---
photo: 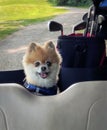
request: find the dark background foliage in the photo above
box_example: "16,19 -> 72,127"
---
48,0 -> 92,6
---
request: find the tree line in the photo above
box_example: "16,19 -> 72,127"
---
48,0 -> 92,6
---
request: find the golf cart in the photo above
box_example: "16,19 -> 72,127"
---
0,0 -> 107,130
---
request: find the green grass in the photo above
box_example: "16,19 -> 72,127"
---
0,0 -> 67,39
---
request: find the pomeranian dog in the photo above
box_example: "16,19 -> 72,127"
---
22,41 -> 62,95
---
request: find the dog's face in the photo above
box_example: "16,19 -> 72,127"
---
34,60 -> 52,79
22,41 -> 62,88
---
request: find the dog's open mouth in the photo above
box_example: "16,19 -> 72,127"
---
38,72 -> 49,79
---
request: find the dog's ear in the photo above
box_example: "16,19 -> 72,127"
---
45,41 -> 55,50
28,42 -> 37,52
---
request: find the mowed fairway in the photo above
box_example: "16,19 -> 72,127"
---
0,0 -> 66,39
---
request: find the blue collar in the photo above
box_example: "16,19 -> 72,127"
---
24,82 -> 57,95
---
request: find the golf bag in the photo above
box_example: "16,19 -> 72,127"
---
57,36 -> 105,68
57,35 -> 106,91
57,0 -> 107,91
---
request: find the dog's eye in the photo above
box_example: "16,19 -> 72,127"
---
34,61 -> 40,67
46,61 -> 52,67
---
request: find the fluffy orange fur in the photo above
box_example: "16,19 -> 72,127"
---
22,41 -> 62,90
24,41 -> 61,65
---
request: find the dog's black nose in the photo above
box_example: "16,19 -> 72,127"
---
41,66 -> 46,71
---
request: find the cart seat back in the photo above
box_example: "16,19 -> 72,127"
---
0,81 -> 107,130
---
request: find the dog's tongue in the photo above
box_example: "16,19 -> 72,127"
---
40,73 -> 48,79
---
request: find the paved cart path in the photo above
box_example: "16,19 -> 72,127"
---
0,7 -> 88,70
